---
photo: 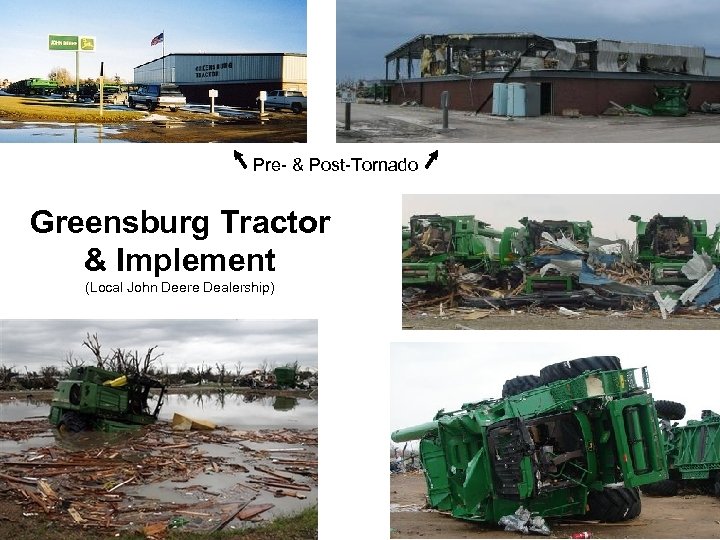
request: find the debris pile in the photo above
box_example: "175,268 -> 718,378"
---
499,506 -> 551,536
403,213 -> 720,319
0,419 -> 317,532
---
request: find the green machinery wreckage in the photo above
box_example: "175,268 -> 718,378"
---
402,213 -> 720,291
401,214 -> 593,290
630,214 -> 720,284
391,357 -> 668,523
643,403 -> 720,497
49,366 -> 166,432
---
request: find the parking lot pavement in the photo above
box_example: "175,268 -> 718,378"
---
337,101 -> 720,142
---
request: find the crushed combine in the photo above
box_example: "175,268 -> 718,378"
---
402,213 -> 720,317
391,356 -> 668,524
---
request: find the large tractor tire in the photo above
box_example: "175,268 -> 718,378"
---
587,487 -> 641,522
539,356 -> 622,385
501,375 -> 543,397
654,400 -> 686,421
58,411 -> 87,433
641,479 -> 679,497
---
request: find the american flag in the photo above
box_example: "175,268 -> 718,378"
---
151,32 -> 164,46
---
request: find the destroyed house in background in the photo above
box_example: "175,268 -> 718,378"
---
382,33 -> 720,115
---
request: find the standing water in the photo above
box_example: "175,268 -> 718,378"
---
0,122 -> 128,142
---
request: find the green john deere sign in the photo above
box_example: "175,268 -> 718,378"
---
48,35 -> 96,52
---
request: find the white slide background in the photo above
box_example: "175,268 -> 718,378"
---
1,1 -> 719,538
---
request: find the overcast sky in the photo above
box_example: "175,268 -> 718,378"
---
0,320 -> 317,373
403,194 -> 720,244
390,341 -> 717,441
0,0 -> 306,81
338,0 -> 720,79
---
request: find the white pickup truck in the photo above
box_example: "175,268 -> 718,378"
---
259,90 -> 307,113
127,83 -> 186,112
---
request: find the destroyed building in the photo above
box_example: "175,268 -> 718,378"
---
383,33 -> 720,115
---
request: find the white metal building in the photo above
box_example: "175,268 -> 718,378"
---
133,53 -> 306,107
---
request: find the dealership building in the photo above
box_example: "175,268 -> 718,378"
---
381,33 -> 720,116
133,53 -> 306,107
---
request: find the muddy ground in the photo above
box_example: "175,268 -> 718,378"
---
402,308 -> 720,330
0,100 -> 306,143
104,110 -> 306,143
391,471 -> 720,538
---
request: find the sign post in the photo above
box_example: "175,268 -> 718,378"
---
99,61 -> 104,117
209,89 -> 219,115
258,90 -> 267,118
440,91 -> 450,129
341,90 -> 357,131
48,34 -> 95,100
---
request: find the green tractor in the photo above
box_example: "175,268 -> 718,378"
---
401,214 -> 520,287
643,403 -> 720,497
629,214 -> 720,284
49,366 -> 166,433
391,356 -> 668,524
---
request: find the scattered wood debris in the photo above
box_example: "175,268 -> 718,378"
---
0,419 -> 317,532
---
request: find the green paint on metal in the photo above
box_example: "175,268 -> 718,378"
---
663,410 -> 720,483
274,366 -> 297,388
48,34 -> 95,52
391,363 -> 669,523
630,214 -> 720,284
49,35 -> 80,51
402,214 -> 518,287
49,366 -> 166,433
652,85 -> 691,117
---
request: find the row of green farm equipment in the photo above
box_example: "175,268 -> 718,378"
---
402,213 -> 720,292
391,357 -> 719,528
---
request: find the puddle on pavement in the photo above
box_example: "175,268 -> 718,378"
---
0,122 -> 128,142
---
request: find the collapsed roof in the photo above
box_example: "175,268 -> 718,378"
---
385,33 -> 705,79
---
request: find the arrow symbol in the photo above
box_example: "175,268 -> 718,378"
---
425,150 -> 438,169
233,150 -> 247,169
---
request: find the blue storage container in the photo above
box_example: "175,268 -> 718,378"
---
507,82 -> 541,117
491,83 -> 508,115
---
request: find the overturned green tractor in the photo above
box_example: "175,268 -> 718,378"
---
49,366 -> 166,433
391,357 -> 668,524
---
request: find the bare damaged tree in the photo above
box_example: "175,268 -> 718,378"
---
63,350 -> 85,370
0,364 -> 16,386
234,361 -> 243,378
259,359 -> 269,376
82,334 -> 162,376
194,362 -> 212,384
82,333 -> 106,367
215,363 -> 227,386
140,346 -> 163,375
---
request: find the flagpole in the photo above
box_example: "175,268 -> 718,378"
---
162,29 -> 165,83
